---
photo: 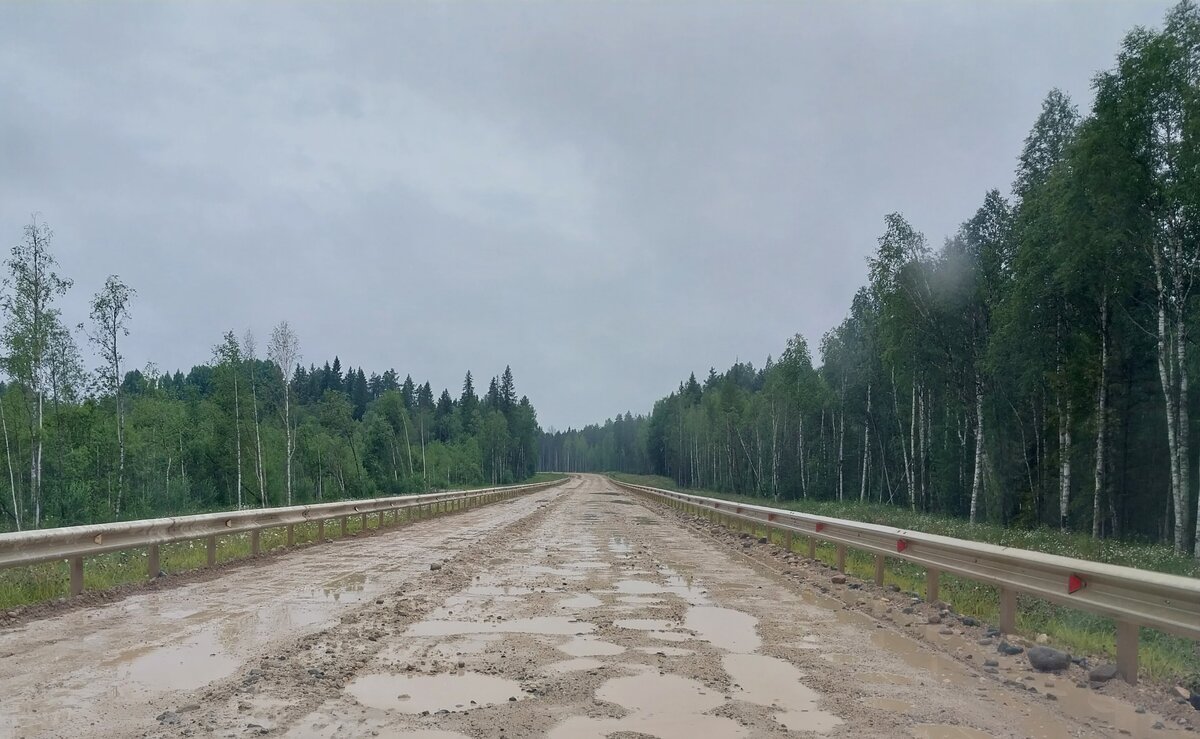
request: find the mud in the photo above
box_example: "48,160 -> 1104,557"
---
0,474 -> 1191,738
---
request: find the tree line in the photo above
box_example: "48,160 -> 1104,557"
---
0,221 -> 541,531
541,2 -> 1200,558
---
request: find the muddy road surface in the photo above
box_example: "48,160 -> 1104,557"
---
0,475 -> 1187,738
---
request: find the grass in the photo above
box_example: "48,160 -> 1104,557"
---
609,472 -> 1200,683
0,475 -> 566,612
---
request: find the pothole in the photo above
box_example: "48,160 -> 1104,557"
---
346,672 -> 525,714
723,653 -> 843,733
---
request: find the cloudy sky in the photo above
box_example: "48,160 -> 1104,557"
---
0,2 -> 1175,430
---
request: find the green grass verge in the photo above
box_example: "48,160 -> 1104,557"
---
609,472 -> 1200,683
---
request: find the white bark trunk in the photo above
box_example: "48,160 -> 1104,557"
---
969,376 -> 985,524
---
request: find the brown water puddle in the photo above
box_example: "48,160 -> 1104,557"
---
547,672 -> 746,739
557,636 -> 626,657
560,561 -> 610,569
119,630 -> 241,690
723,653 -> 844,733
684,605 -> 761,653
406,616 -> 592,637
865,697 -> 915,713
345,672 -> 525,713
614,618 -> 679,631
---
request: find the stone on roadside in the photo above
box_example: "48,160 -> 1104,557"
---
998,641 -> 1024,656
1088,664 -> 1119,683
831,575 -> 847,584
430,563 -> 442,571
1027,646 -> 1071,672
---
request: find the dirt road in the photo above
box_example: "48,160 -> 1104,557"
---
0,475 -> 1187,738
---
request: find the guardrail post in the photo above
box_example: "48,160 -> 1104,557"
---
926,567 -> 940,602
340,516 -> 348,536
317,519 -> 326,540
250,529 -> 261,556
998,587 -> 1016,633
874,554 -> 885,586
148,544 -> 160,580
1116,621 -> 1138,685
807,536 -> 816,559
286,524 -> 295,547
69,556 -> 83,595
361,513 -> 367,532
206,535 -> 217,566
784,530 -> 794,552
835,544 -> 846,573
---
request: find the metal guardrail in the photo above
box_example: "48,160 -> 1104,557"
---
0,480 -> 562,597
610,478 -> 1200,685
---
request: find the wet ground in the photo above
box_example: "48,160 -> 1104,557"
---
0,475 -> 1190,737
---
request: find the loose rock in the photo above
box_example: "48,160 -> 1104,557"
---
1027,646 -> 1071,672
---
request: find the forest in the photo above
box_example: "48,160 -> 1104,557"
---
0,222 -> 541,532
540,2 -> 1200,558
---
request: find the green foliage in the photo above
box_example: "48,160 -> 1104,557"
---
550,4 -> 1200,559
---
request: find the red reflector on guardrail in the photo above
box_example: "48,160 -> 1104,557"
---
1068,574 -> 1086,594
814,523 -> 825,532
896,539 -> 908,552
768,513 -> 776,522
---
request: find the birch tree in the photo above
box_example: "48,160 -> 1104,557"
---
268,321 -> 300,505
84,276 -> 134,515
1,217 -> 73,528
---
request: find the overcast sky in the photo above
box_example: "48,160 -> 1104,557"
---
0,2 -> 1175,430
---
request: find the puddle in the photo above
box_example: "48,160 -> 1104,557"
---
121,630 -> 241,690
870,630 -> 962,679
546,658 -> 605,673
723,653 -> 844,733
557,636 -> 626,657
821,652 -> 856,665
346,672 -> 524,713
910,724 -> 993,739
406,617 -> 592,637
616,596 -> 661,605
648,631 -> 692,642
612,580 -> 665,595
320,572 -> 367,599
548,672 -> 746,739
684,606 -> 761,653
635,646 -> 694,656
608,538 -> 632,554
865,697 -> 914,713
558,594 -> 604,609
561,561 -> 610,569
614,619 -> 677,631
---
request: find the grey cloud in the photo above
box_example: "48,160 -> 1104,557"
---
0,1 -> 1173,429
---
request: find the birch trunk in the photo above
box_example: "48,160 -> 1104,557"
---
1,396 -> 17,531
969,375 -> 985,524
860,382 -> 871,502
1058,400 -> 1072,531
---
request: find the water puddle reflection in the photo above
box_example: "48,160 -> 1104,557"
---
548,672 -> 746,739
346,672 -> 524,713
723,653 -> 843,733
684,606 -> 761,653
557,636 -> 625,657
